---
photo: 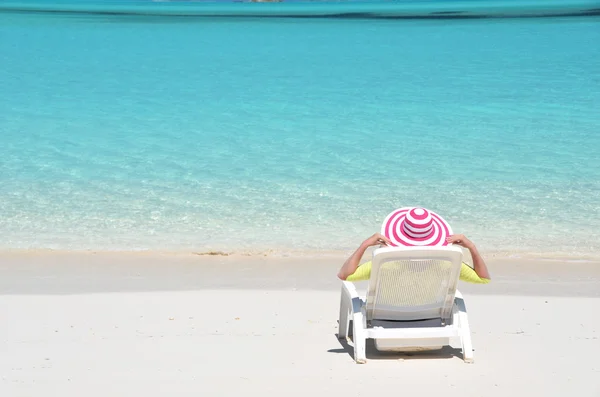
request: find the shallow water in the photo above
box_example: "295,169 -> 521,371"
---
1,6 -> 599,255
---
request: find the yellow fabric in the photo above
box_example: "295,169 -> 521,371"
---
459,262 -> 490,284
346,261 -> 490,284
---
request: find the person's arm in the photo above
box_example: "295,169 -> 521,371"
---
337,233 -> 391,280
446,234 -> 491,280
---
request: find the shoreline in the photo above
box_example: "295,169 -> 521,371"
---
1,250 -> 599,297
1,247 -> 600,262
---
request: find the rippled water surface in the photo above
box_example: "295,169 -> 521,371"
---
1,7 -> 599,256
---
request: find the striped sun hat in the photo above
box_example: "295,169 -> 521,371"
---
381,207 -> 453,247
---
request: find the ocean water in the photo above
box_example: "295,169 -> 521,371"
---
1,3 -> 599,256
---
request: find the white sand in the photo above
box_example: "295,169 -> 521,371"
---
1,253 -> 599,396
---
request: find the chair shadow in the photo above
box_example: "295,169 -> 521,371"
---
328,327 -> 464,362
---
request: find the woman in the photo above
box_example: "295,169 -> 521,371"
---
337,207 -> 491,283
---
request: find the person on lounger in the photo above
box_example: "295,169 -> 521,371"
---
337,207 -> 491,283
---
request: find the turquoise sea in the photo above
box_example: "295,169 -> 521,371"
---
1,1 -> 599,256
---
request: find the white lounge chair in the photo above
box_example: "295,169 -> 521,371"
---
338,246 -> 474,364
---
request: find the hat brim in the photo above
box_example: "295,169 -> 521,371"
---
381,207 -> 453,247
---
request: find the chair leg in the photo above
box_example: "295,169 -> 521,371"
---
338,289 -> 350,340
339,281 -> 367,363
455,291 -> 474,364
461,331 -> 474,364
352,309 -> 367,364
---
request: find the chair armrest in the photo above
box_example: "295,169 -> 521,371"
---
342,281 -> 364,315
454,289 -> 467,313
341,280 -> 359,300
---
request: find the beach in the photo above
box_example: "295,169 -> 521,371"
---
2,4 -> 600,396
1,252 -> 599,396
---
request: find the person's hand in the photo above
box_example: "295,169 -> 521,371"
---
446,234 -> 475,249
363,233 -> 392,247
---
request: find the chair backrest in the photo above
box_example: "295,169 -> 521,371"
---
365,246 -> 463,322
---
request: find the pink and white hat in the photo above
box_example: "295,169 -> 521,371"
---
381,207 -> 453,247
